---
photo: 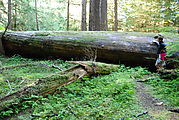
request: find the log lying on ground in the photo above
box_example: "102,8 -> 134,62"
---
1,31 -> 178,69
0,61 -> 119,111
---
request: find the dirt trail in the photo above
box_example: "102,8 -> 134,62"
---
135,82 -> 179,120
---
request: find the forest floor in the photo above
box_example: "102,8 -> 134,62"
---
135,81 -> 179,120
5,80 -> 179,120
0,55 -> 178,120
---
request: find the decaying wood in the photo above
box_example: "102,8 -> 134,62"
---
1,31 -> 178,70
0,61 -> 119,111
158,69 -> 179,79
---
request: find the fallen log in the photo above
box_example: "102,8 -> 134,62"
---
0,61 -> 119,111
0,31 -> 178,70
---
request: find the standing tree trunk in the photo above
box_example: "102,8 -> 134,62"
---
13,1 -> 17,30
89,0 -> 93,31
114,0 -> 118,31
81,0 -> 87,31
67,0 -> 70,31
8,0 -> 12,30
35,0 -> 39,31
100,0 -> 108,31
89,0 -> 100,31
89,0 -> 107,31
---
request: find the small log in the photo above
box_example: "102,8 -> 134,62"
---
0,61 -> 119,111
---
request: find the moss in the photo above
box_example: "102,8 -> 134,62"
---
33,32 -> 51,36
4,31 -> 179,45
77,61 -> 120,74
31,31 -> 178,44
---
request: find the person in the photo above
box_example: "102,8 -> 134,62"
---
153,34 -> 167,70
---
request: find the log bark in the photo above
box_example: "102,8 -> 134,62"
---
0,61 -> 119,111
0,31 -> 178,70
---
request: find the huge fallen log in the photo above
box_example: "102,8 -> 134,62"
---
0,61 -> 119,111
1,31 -> 178,69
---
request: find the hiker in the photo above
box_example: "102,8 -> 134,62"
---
152,34 -> 167,70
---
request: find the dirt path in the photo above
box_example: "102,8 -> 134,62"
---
135,82 -> 179,120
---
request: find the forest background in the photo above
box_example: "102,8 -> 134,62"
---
0,0 -> 178,33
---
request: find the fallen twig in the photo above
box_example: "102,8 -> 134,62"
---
133,111 -> 148,117
6,79 -> 13,95
168,109 -> 179,113
31,113 -> 58,118
52,65 -> 63,71
118,111 -> 148,120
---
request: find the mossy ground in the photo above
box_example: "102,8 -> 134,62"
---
0,55 -> 71,98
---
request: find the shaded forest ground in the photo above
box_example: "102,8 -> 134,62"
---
0,55 -> 178,120
136,82 -> 179,120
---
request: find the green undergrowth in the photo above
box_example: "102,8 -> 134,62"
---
15,66 -> 151,120
166,40 -> 179,68
0,55 -> 178,120
166,40 -> 179,58
147,71 -> 179,107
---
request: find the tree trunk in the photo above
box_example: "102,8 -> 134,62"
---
114,0 -> 118,31
13,1 -> 17,30
100,0 -> 108,31
89,0 -> 100,31
89,0 -> 94,31
8,0 -> 12,30
1,31 -> 178,69
0,61 -> 119,111
67,0 -> 70,31
35,0 -> 39,31
89,0 -> 107,31
81,0 -> 87,31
